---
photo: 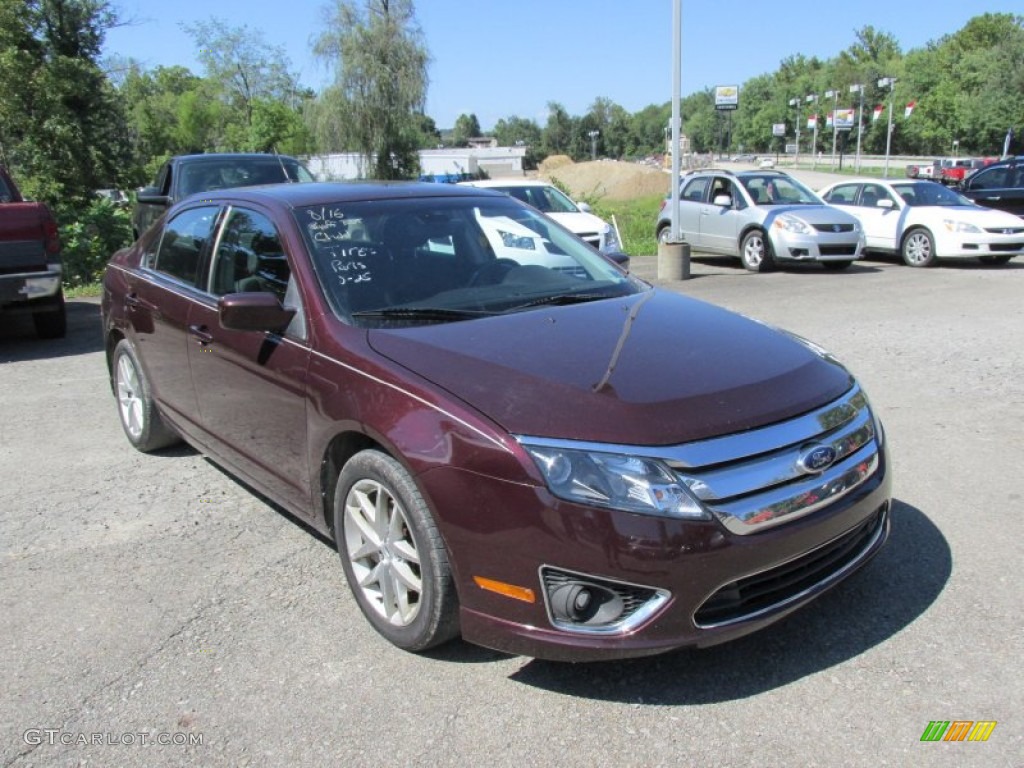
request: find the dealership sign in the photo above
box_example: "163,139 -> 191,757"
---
715,85 -> 739,111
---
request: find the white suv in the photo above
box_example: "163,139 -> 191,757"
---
459,179 -> 622,256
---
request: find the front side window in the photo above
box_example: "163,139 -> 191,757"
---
293,197 -> 641,327
152,206 -> 219,285
210,207 -> 290,301
859,184 -> 895,208
742,175 -> 821,205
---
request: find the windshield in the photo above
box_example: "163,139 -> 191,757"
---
293,196 -> 641,327
495,185 -> 579,214
891,182 -> 972,207
180,158 -> 314,197
741,175 -> 822,205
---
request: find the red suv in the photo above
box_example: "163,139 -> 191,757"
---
102,182 -> 891,661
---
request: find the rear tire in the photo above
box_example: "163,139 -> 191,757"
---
740,230 -> 773,272
112,339 -> 180,452
33,291 -> 67,339
334,450 -> 459,652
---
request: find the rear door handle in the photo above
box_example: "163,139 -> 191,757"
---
188,324 -> 213,345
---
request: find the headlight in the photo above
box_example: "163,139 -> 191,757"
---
943,219 -> 982,233
602,224 -> 621,253
520,442 -> 709,520
772,214 -> 812,234
497,230 -> 536,250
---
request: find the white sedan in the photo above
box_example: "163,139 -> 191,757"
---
819,179 -> 1024,267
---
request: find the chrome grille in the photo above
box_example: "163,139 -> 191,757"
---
984,227 -> 1024,235
663,386 -> 881,535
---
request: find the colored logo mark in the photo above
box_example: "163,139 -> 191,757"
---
920,721 -> 997,742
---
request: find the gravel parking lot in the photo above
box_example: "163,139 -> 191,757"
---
2,241 -> 1022,765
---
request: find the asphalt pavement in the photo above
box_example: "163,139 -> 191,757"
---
1,235 -> 1021,766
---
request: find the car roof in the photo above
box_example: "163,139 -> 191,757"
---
459,179 -> 554,188
170,152 -> 303,164
193,181 -> 507,208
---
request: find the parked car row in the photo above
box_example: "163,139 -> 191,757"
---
656,158 -> 1024,271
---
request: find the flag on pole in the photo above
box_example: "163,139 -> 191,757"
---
807,115 -> 817,130
904,101 -> 916,118
826,112 -> 834,128
873,105 -> 884,121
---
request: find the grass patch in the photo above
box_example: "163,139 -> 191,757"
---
65,281 -> 103,299
591,194 -> 665,258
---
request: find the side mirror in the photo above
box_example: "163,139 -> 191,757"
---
576,201 -> 592,213
877,199 -> 895,209
605,251 -> 630,272
712,194 -> 733,207
136,186 -> 171,206
219,292 -> 296,334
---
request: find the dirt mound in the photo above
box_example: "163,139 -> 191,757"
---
537,159 -> 669,201
537,155 -> 574,174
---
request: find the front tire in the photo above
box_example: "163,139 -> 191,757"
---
901,227 -> 936,267
112,339 -> 180,452
334,450 -> 459,652
740,230 -> 773,272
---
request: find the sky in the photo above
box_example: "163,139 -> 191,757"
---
103,0 -> 1021,130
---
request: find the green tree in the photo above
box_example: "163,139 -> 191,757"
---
310,0 -> 430,179
0,0 -> 132,203
182,18 -> 302,129
451,113 -> 481,146
541,101 -> 575,158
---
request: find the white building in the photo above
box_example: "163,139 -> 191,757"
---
305,146 -> 528,181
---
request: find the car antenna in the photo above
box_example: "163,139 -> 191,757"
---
272,147 -> 293,183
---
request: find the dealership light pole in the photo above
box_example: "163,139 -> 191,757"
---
879,76 -> 898,178
588,130 -> 600,161
850,83 -> 865,172
825,89 -> 839,169
788,98 -> 801,167
806,94 -> 819,168
669,0 -> 681,242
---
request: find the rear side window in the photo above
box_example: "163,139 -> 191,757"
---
823,184 -> 860,205
968,165 -> 1016,191
681,177 -> 710,202
152,206 -> 219,285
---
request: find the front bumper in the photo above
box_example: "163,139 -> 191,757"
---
771,230 -> 864,262
932,229 -> 1024,259
419,445 -> 892,662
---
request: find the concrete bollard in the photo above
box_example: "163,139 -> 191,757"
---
657,240 -> 691,280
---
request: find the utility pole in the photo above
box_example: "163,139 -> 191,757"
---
587,130 -> 600,161
878,77 -> 898,178
850,83 -> 865,173
788,98 -> 801,167
825,89 -> 839,169
806,93 -> 819,168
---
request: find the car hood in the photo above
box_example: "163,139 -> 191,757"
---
367,290 -> 853,445
936,205 -> 1024,227
765,204 -> 859,224
545,210 -> 609,235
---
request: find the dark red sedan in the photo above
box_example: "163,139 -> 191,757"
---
101,182 -> 891,661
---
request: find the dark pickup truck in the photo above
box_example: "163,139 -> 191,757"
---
132,153 -> 315,239
0,166 -> 65,338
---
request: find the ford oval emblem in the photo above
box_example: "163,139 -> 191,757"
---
798,444 -> 837,474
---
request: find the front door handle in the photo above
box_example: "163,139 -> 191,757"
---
188,324 -> 213,345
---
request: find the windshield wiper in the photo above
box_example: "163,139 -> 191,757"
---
506,292 -> 616,312
351,307 -> 497,321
